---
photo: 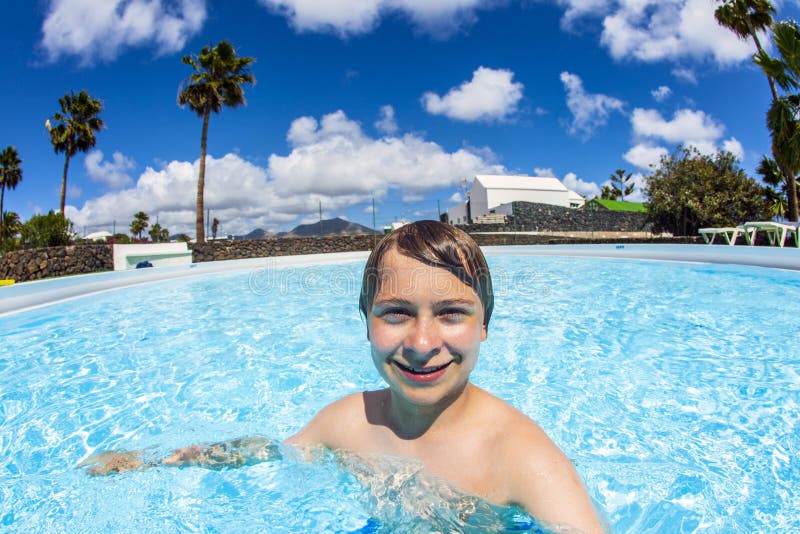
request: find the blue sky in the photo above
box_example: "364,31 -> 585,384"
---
2,0 -> 798,237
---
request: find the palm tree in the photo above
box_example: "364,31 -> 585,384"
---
1,211 -> 21,243
46,90 -> 104,216
178,40 -> 255,243
755,20 -> 800,221
130,211 -> 149,240
609,169 -> 635,201
0,146 -> 23,244
715,0 -> 778,100
757,155 -> 789,217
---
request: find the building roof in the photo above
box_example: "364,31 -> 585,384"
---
474,174 -> 569,192
588,199 -> 647,212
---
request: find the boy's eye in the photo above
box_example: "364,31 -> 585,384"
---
439,308 -> 467,322
378,308 -> 411,323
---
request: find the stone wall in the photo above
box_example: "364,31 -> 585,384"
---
469,233 -> 700,246
460,201 -> 648,233
0,244 -> 113,282
0,231 -> 704,283
190,234 -> 379,262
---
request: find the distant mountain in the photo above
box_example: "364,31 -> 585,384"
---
232,228 -> 276,240
231,218 -> 378,240
285,217 -> 379,237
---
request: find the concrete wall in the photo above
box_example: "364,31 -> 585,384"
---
488,188 -> 569,211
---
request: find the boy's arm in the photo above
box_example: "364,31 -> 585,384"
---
507,430 -> 603,534
284,393 -> 363,448
80,436 -> 281,476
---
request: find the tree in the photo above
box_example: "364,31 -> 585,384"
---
0,146 -> 23,245
130,211 -> 149,240
1,211 -> 21,252
600,185 -> 618,200
19,211 -> 73,247
46,90 -> 104,215
179,40 -> 255,244
211,217 -> 220,239
754,20 -> 800,221
149,222 -> 163,242
646,146 -> 769,235
148,222 -> 169,243
602,169 -> 635,201
756,155 -> 792,217
715,0 -> 778,100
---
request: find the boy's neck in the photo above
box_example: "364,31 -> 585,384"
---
385,382 -> 474,440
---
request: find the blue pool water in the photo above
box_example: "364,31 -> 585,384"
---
1,255 -> 799,532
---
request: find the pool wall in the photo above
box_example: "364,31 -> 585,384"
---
3,244 -> 800,317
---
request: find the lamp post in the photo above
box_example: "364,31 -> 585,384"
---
589,200 -> 597,240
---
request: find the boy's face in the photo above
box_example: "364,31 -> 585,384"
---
367,249 -> 487,408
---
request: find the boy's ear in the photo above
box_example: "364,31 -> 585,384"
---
481,324 -> 487,341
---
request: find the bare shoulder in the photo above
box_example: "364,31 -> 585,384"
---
285,392 -> 367,448
472,388 -> 602,533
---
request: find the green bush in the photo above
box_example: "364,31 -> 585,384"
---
19,211 -> 73,248
109,233 -> 131,244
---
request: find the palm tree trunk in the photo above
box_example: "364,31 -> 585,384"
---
196,107 -> 210,244
0,184 -> 5,244
60,153 -> 71,216
776,159 -> 799,221
787,174 -> 799,221
750,30 -> 779,102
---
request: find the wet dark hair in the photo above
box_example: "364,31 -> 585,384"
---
359,220 -> 494,327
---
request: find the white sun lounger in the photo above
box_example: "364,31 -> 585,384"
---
697,226 -> 751,246
742,221 -> 800,248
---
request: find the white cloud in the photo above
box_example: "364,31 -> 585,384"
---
270,110 -> 504,196
560,71 -> 624,139
402,193 -> 425,202
534,167 -> 556,177
556,0 -> 610,30
626,108 -> 744,169
40,0 -> 206,64
671,67 -> 698,84
375,105 -> 399,135
623,143 -> 668,170
553,0 -> 758,66
632,108 -> 724,145
67,110 -> 504,235
722,137 -> 744,160
448,192 -> 464,203
85,150 -> 135,189
256,0 -> 493,38
562,172 -> 600,198
651,85 -> 672,102
422,67 -> 524,122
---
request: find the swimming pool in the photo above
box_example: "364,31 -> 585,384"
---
1,250 -> 799,532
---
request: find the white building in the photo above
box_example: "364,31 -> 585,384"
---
447,174 -> 585,224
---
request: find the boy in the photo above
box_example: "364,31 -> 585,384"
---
85,221 -> 602,532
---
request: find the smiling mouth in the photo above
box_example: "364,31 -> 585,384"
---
392,360 -> 453,375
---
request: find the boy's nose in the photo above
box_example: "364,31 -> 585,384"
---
403,317 -> 442,360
